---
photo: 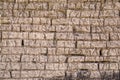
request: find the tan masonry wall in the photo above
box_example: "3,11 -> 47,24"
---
0,0 -> 120,80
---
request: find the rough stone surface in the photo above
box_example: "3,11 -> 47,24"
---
0,0 -> 120,80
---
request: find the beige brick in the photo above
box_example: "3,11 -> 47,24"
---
75,26 -> 90,32
107,41 -> 120,48
85,57 -> 103,62
21,55 -> 39,62
24,40 -> 54,47
2,32 -> 28,39
0,71 -> 10,78
45,33 -> 54,39
75,33 -> 91,40
39,55 -> 47,62
77,41 -> 91,48
26,2 -> 48,10
68,56 -> 84,62
67,10 -> 81,18
81,49 -> 100,56
29,32 -> 44,39
1,39 -> 22,47
46,63 -> 59,70
1,47 -> 25,54
49,2 -> 67,10
40,18 -> 51,24
90,71 -> 101,78
1,55 -> 20,62
56,33 -> 74,40
48,55 -> 66,63
56,48 -> 73,55
110,33 -> 120,40
105,18 -> 119,26
22,63 -> 44,70
57,41 -> 75,48
56,25 -> 73,32
82,63 -> 98,70
30,10 -> 65,18
68,63 -> 82,70
99,63 -> 110,70
91,41 -> 106,48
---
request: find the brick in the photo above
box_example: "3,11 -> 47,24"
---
90,71 -> 101,78
91,41 -> 106,48
92,33 -> 109,40
107,41 -> 120,48
29,32 -> 44,39
1,39 -> 22,47
22,63 -> 44,70
82,63 -> 98,70
68,63 -> 82,70
56,33 -> 74,40
102,10 -> 119,17
0,71 -> 10,78
21,25 -> 55,32
77,41 -> 91,48
24,40 -> 54,47
49,2 -> 67,10
2,32 -> 28,39
56,48 -> 73,55
67,10 -> 81,18
57,41 -> 75,48
68,56 -> 84,62
75,33 -> 91,40
1,47 -> 25,54
100,63 -> 110,70
56,25 -> 73,32
30,10 -> 65,18
110,33 -> 120,40
26,2 -> 48,10
1,55 -> 20,62
46,63 -> 59,70
2,2 -> 19,10
21,55 -> 39,62
81,49 -> 100,56
48,55 -> 66,63
75,26 -> 90,32
105,18 -> 119,26
45,33 -> 54,39
85,57 -> 103,62
0,62 -> 21,70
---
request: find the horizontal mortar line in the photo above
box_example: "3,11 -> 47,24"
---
1,38 -> 113,41
1,46 -> 120,49
2,31 -> 120,34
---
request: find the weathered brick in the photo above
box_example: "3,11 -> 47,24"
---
107,41 -> 120,48
24,40 -> 54,47
26,2 -> 48,10
2,32 -> 28,39
22,63 -> 44,70
77,41 -> 91,48
91,41 -> 106,48
57,41 -> 75,48
29,32 -> 44,39
56,25 -> 73,32
1,39 -> 22,47
56,33 -> 74,40
110,33 -> 120,40
48,55 -> 66,63
68,56 -> 84,62
49,2 -> 67,10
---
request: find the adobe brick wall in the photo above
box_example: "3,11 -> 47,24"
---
0,0 -> 120,80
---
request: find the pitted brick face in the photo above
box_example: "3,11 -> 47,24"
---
0,0 -> 120,80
